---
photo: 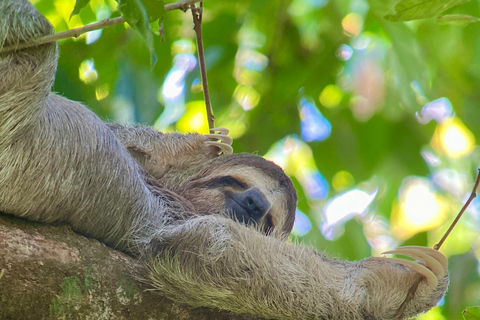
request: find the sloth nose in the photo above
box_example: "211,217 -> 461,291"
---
243,189 -> 270,219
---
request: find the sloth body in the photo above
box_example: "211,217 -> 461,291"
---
0,1 -> 448,319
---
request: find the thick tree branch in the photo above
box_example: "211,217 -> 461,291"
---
0,0 -> 206,55
0,214 -> 262,320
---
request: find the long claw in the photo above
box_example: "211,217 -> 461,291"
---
211,127 -> 229,135
382,248 -> 444,277
207,134 -> 233,145
205,141 -> 233,155
383,257 -> 438,287
398,246 -> 448,270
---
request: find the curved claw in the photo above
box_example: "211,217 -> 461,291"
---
383,257 -> 438,287
211,127 -> 229,135
205,141 -> 234,155
205,127 -> 233,155
207,133 -> 233,145
382,246 -> 448,287
397,246 -> 448,270
383,248 -> 443,277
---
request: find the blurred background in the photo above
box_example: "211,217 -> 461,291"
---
33,0 -> 480,318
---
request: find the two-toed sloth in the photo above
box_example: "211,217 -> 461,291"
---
0,1 -> 448,319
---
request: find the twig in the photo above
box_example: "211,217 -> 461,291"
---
0,0 -> 206,55
191,2 -> 215,133
434,168 -> 480,250
393,168 -> 480,320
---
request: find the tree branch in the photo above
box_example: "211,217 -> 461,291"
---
0,0 -> 207,55
191,2 -> 216,133
0,214 -> 262,320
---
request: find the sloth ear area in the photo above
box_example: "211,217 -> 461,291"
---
204,127 -> 233,155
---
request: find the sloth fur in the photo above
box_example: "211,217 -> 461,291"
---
0,1 -> 448,319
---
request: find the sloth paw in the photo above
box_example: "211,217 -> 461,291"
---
205,127 -> 233,155
382,246 -> 448,287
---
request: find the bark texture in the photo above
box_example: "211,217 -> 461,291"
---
0,214 -> 263,320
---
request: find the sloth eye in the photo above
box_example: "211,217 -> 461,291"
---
217,176 -> 247,189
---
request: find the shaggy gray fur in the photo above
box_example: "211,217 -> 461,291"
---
0,1 -> 448,319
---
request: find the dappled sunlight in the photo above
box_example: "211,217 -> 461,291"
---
415,97 -> 453,124
321,189 -> 377,240
154,40 -> 197,130
95,84 -> 110,101
292,209 -> 312,237
363,216 -> 398,255
79,59 -> 98,84
432,169 -> 472,199
299,97 -> 332,142
175,101 -> 209,133
331,170 -> 355,192
234,85 -> 261,111
264,136 -> 328,201
336,44 -> 353,61
319,84 -> 344,109
391,177 -> 448,240
234,24 -> 268,91
431,117 -> 475,159
416,307 -> 446,320
342,13 -> 364,37
287,0 -> 328,50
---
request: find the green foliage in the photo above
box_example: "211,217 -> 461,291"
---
384,0 -> 470,21
71,0 -> 90,18
437,14 -> 480,26
34,0 -> 480,318
464,307 -> 480,320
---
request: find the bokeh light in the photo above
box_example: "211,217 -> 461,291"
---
416,97 -> 454,124
431,117 -> 475,159
321,188 -> 377,240
264,136 -> 329,200
342,13 -> 364,37
154,40 -> 197,130
79,59 -> 98,84
175,101 -> 208,133
319,84 -> 344,108
391,177 -> 448,240
292,209 -> 312,237
299,97 -> 332,142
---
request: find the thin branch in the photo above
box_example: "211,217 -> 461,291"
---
191,2 -> 215,133
393,168 -> 480,320
434,167 -> 480,250
0,0 -> 206,55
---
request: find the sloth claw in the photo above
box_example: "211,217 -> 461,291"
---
205,141 -> 233,155
382,246 -> 448,287
205,128 -> 233,155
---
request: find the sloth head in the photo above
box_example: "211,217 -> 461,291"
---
175,154 -> 297,237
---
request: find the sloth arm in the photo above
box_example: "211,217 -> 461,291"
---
107,124 -> 229,180
147,215 -> 448,320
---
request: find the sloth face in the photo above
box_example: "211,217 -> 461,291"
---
176,154 -> 297,237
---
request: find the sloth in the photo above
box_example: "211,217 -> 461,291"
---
0,1 -> 449,319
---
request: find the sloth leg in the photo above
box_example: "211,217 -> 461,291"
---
144,215 -> 448,320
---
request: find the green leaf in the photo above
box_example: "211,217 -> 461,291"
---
142,0 -> 165,22
384,0 -> 469,22
437,14 -> 480,26
463,307 -> 480,320
116,0 -> 157,64
70,0 -> 90,19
